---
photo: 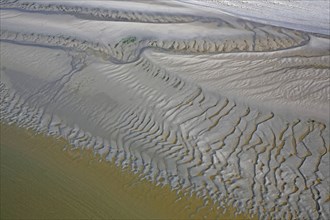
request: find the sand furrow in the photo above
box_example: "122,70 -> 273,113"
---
1,19 -> 310,64
1,0 -> 198,23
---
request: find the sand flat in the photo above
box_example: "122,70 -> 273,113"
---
1,1 -> 329,219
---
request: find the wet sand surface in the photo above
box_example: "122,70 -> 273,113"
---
0,123 -> 254,219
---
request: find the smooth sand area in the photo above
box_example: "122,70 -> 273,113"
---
0,123 -> 254,220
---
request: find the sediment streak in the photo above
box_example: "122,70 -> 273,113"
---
1,1 -> 329,219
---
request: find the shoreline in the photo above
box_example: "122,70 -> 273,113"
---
0,122 -> 254,219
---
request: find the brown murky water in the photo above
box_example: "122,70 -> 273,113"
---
0,123 -> 255,219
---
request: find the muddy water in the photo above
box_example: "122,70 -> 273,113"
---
0,123 -> 255,219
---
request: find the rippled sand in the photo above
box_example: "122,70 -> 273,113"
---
0,1 -> 329,219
